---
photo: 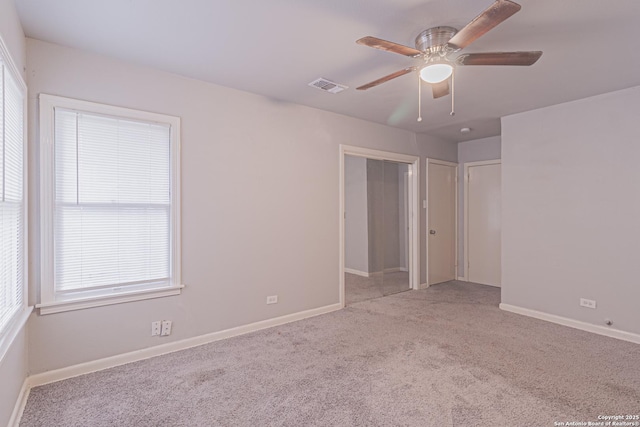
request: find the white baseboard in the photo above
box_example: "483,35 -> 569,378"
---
499,303 -> 640,345
27,302 -> 342,388
344,268 -> 369,277
8,378 -> 30,427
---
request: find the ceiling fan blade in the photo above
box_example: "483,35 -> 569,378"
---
457,51 -> 542,66
431,80 -> 450,99
356,67 -> 416,90
356,36 -> 423,58
447,0 -> 521,50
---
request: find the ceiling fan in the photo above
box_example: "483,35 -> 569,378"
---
356,0 -> 542,104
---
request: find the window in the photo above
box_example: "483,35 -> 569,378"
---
0,40 -> 27,346
39,95 -> 181,314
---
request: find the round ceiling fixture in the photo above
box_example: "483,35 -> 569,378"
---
420,63 -> 453,84
460,127 -> 471,133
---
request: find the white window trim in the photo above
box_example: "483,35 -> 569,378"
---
37,94 -> 182,315
0,34 -> 30,361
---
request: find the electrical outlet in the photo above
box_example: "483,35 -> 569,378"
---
151,321 -> 161,336
580,298 -> 596,309
161,320 -> 172,336
266,295 -> 278,305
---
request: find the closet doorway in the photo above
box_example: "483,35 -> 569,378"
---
339,146 -> 419,307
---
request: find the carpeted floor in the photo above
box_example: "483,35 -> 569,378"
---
21,281 -> 640,426
345,271 -> 410,305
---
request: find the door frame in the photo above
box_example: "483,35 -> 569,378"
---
463,159 -> 501,282
339,145 -> 420,308
403,170 -> 410,272
425,158 -> 458,287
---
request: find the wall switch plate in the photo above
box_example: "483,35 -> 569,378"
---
151,321 -> 161,336
161,320 -> 172,336
266,295 -> 278,305
580,298 -> 596,309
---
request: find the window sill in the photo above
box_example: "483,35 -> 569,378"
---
0,306 -> 33,363
36,285 -> 184,315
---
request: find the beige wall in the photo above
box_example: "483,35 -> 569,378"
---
0,0 -> 25,76
0,0 -> 28,424
502,86 -> 640,335
25,38 -> 459,374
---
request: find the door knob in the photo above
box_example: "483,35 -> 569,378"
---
429,229 -> 436,235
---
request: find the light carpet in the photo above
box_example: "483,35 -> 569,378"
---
20,282 -> 640,426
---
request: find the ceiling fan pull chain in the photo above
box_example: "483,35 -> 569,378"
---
450,69 -> 455,116
417,74 -> 423,122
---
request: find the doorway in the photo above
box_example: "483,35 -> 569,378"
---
340,145 -> 419,307
464,160 -> 501,287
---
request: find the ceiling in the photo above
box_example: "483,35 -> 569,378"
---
14,0 -> 640,142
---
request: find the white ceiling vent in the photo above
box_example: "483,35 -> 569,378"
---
308,78 -> 348,94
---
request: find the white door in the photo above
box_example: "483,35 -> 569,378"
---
466,162 -> 501,287
428,160 -> 457,285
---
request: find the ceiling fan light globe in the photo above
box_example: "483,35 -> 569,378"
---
420,63 -> 453,83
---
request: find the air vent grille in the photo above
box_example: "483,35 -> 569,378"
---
308,78 -> 348,94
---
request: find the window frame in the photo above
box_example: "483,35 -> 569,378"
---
38,94 -> 182,315
0,35 -> 30,362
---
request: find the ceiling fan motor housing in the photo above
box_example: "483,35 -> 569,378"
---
415,26 -> 458,55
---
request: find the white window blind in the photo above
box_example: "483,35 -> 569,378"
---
0,58 -> 25,332
39,95 -> 181,313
